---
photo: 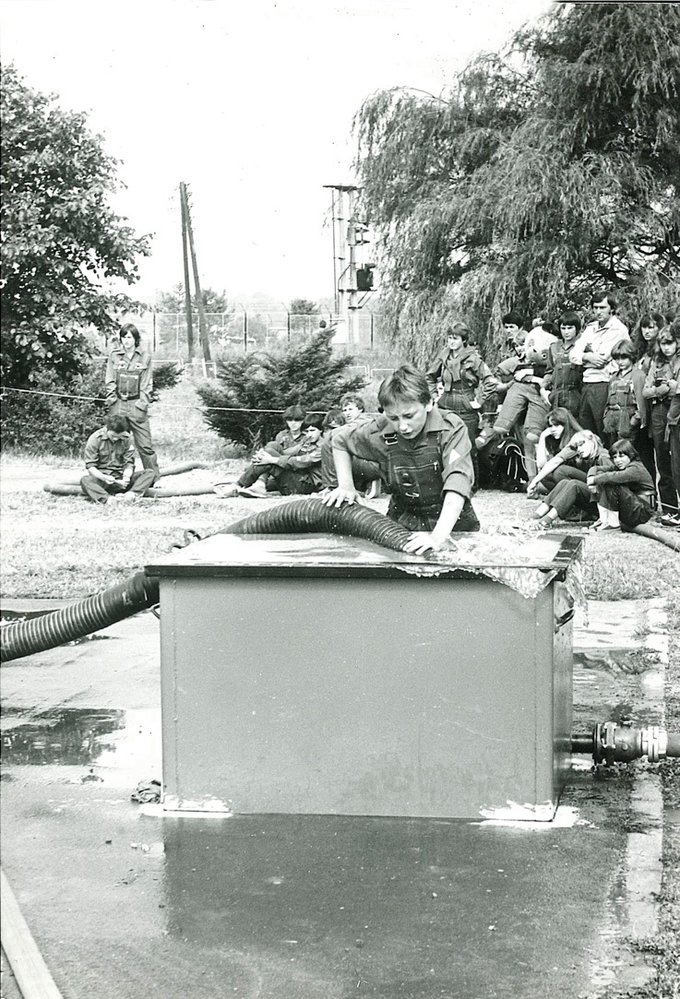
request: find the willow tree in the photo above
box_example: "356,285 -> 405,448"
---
354,3 -> 680,364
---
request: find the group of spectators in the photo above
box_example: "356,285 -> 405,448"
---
81,295 -> 680,549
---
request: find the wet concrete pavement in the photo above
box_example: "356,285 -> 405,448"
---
0,600 -> 673,998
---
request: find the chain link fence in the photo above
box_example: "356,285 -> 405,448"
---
114,310 -> 399,380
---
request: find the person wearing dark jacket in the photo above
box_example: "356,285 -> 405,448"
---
426,322 -> 495,487
588,439 -> 655,532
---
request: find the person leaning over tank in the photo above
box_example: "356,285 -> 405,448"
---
80,414 -> 157,505
105,323 -> 160,481
323,364 -> 479,553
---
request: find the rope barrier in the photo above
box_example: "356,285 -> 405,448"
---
0,386 -> 301,415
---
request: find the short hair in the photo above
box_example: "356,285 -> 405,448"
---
378,364 -> 431,409
610,438 -> 638,461
302,413 -> 325,431
322,408 -> 345,430
119,323 -> 141,346
541,321 -> 559,338
611,339 -> 636,360
502,312 -> 524,329
283,405 -> 306,421
446,321 -> 472,343
106,414 -> 130,433
558,311 -> 582,333
590,290 -> 618,311
340,393 -> 365,411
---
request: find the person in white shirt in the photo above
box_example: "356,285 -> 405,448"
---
570,291 -> 630,436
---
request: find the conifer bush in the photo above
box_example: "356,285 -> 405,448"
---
196,329 -> 367,451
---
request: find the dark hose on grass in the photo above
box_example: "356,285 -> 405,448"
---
1,499 -> 413,663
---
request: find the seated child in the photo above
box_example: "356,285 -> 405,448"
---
80,414 -> 157,505
320,393 -> 381,494
213,404 -> 306,497
324,364 -> 479,552
239,414 -> 325,497
588,438 -> 655,532
523,430 -> 613,529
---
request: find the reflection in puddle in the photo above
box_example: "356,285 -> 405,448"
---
1,708 -> 125,766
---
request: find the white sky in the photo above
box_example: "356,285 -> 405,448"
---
0,0 -> 553,305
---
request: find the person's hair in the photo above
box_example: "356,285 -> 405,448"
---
541,320 -> 559,338
322,407 -> 345,430
502,312 -> 524,329
446,321 -> 472,343
653,325 -> 680,359
106,414 -> 130,433
378,364 -> 431,409
340,393 -> 365,411
302,413 -> 325,431
590,290 -> 618,311
611,339 -> 636,360
558,311 -> 582,333
119,323 -> 141,346
545,408 -> 583,456
632,313 -> 663,358
283,405 -> 306,421
610,438 -> 639,461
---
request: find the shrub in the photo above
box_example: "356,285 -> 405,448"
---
1,358 -> 181,455
196,329 -> 367,450
1,362 -> 108,456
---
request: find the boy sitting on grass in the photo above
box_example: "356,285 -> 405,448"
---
213,404 -> 307,498
80,414 -> 157,505
324,364 -> 479,553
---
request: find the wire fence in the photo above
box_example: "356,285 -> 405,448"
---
115,310 -> 397,370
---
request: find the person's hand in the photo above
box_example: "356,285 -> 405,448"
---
402,531 -> 449,555
322,487 -> 362,508
469,400 -> 481,410
253,449 -> 275,465
100,473 -> 116,485
584,351 -> 607,368
656,382 -> 670,397
121,476 -> 132,488
526,479 -> 540,498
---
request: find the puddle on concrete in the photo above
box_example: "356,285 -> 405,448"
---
1,708 -> 125,766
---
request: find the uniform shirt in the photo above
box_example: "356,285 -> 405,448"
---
278,437 -> 322,471
272,428 -> 305,452
332,407 -> 474,499
570,316 -> 630,383
84,428 -> 135,476
426,345 -> 496,401
106,346 -> 153,408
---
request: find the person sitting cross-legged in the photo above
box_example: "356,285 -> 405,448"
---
80,414 -> 157,505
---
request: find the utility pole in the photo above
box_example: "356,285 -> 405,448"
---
324,183 -> 359,344
179,182 -> 194,360
180,182 -> 211,363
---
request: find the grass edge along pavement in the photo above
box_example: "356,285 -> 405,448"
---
0,458 -> 679,999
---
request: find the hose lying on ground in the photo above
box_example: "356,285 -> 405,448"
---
43,461 -> 210,497
0,499 -> 413,663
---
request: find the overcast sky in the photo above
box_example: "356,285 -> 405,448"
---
1,0 -> 553,305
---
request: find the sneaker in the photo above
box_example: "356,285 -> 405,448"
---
659,513 -> 680,527
213,482 -> 239,498
364,480 -> 382,500
237,482 -> 268,498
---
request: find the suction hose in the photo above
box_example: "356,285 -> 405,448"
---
0,499 -> 414,663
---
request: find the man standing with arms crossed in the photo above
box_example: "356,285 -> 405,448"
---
571,291 -> 629,437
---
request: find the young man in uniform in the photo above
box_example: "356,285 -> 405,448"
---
323,364 -> 479,553
80,414 -> 157,504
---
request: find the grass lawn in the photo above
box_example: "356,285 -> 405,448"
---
1,378 -> 679,998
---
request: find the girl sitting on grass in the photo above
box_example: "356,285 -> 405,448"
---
523,430 -> 613,530
587,439 -> 655,533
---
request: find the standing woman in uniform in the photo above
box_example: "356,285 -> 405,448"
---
105,324 -> 160,481
425,322 -> 496,487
